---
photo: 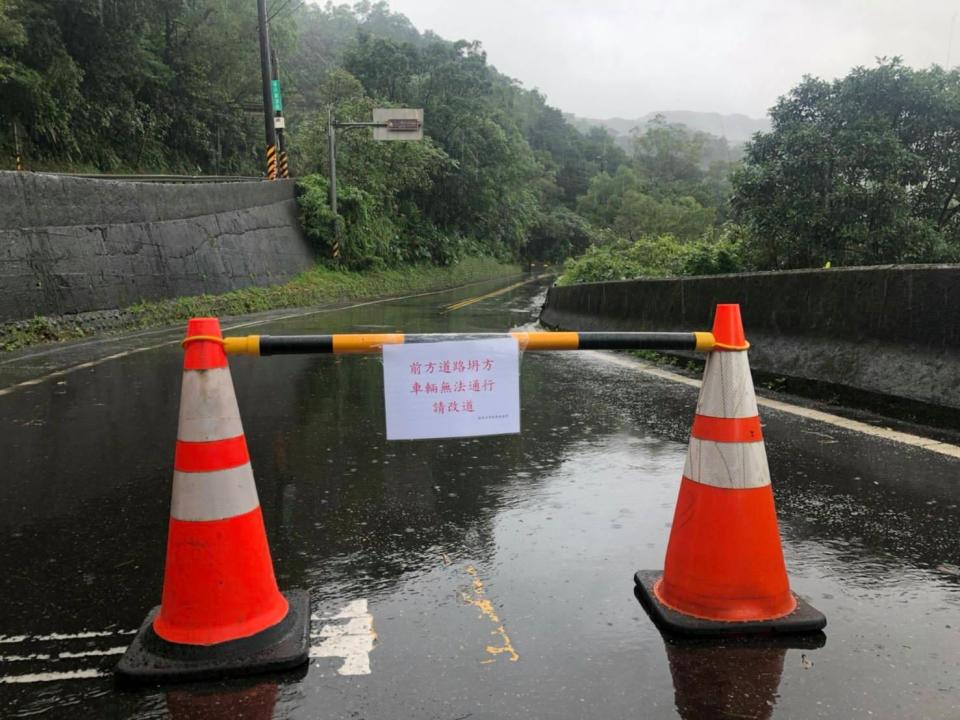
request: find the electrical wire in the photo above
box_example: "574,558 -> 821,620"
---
268,0 -> 305,23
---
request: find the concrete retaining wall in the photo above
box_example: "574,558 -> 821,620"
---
0,172 -> 315,322
540,266 -> 960,410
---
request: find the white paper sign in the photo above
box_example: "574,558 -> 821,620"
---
382,338 -> 520,440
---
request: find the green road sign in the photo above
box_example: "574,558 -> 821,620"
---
271,80 -> 283,112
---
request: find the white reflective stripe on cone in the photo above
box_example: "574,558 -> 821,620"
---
177,367 -> 245,442
695,351 -> 760,419
683,437 -> 771,489
171,464 -> 260,521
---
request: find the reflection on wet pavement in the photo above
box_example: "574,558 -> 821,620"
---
1,277 -> 958,718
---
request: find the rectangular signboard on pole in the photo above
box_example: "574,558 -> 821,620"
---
373,108 -> 424,141
382,339 -> 519,440
271,79 -> 283,112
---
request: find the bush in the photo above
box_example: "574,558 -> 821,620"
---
678,225 -> 749,275
525,207 -> 609,263
297,174 -> 398,270
559,226 -> 747,284
297,174 -> 340,255
297,173 -> 487,270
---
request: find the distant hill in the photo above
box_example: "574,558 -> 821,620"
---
566,111 -> 771,147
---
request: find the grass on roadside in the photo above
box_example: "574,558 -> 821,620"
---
1,257 -> 520,353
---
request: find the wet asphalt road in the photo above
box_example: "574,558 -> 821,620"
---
1,276 -> 959,719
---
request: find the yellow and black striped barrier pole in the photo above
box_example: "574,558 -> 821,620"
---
265,144 -> 278,180
223,331 -> 717,356
279,151 -> 289,178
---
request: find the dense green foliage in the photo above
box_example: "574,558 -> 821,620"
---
732,59 -> 960,269
564,60 -> 960,284
4,5 -> 956,281
0,0 -> 279,172
576,116 -> 736,241
561,115 -> 744,283
1,0 -> 630,266
291,31 -> 629,266
559,227 -> 746,284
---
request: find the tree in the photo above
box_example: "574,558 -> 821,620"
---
631,114 -> 737,210
1,0 -> 629,270
342,37 -> 547,256
633,114 -> 706,188
525,206 -> 607,263
732,59 -> 960,269
576,165 -> 715,241
0,0 -> 84,161
0,0 -> 273,172
0,0 -> 26,78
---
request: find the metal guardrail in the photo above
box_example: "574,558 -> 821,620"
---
34,172 -> 265,184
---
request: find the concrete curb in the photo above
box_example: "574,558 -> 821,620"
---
540,265 -> 960,411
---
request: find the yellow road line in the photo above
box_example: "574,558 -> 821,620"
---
461,565 -> 519,663
442,274 -> 551,313
442,282 -> 527,312
0,277 -> 526,398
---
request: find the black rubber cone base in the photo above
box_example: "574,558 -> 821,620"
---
635,570 -> 826,637
115,589 -> 310,684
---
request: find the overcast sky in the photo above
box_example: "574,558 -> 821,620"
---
379,0 -> 958,119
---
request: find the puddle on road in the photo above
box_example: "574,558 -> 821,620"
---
1,277 -> 959,718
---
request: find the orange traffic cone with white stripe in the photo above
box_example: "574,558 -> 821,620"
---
635,304 -> 825,635
117,318 -> 309,682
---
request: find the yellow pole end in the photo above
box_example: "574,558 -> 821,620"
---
223,335 -> 261,356
693,332 -> 716,352
511,331 -> 579,350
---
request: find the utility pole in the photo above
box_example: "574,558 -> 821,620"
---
257,0 -> 277,180
327,108 -> 337,215
271,48 -> 289,178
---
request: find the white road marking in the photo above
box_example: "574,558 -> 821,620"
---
309,599 -> 376,676
58,646 -> 126,659
310,598 -> 369,623
313,617 -> 373,637
0,669 -> 106,684
330,598 -> 369,619
589,351 -> 960,459
0,600 -> 380,684
0,629 -> 134,644
0,647 -> 126,663
0,653 -> 52,662
0,630 -> 135,683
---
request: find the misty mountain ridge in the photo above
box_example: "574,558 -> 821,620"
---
566,111 -> 771,146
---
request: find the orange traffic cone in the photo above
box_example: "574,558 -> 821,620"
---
635,304 -> 825,635
117,318 -> 309,682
